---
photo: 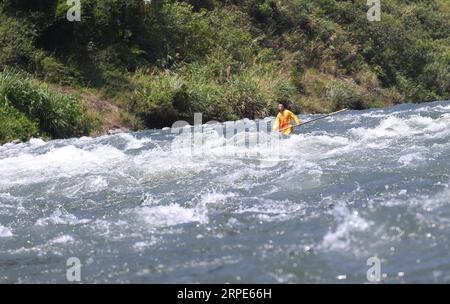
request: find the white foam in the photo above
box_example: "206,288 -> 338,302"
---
133,146 -> 211,177
417,185 -> 450,212
0,225 -> 13,237
117,133 -> 152,150
398,153 -> 425,166
169,127 -> 304,161
213,167 -> 273,191
349,114 -> 450,142
28,138 -> 46,146
198,191 -> 236,205
35,208 -> 90,226
321,205 -> 370,251
236,199 -> 305,222
140,193 -> 161,206
290,134 -> 350,160
49,235 -> 75,244
85,176 -> 108,192
62,176 -> 109,197
0,145 -> 125,187
139,204 -> 208,227
132,237 -> 159,251
349,116 -> 410,140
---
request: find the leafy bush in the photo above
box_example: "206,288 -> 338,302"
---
0,69 -> 91,139
129,70 -> 186,127
328,80 -> 365,111
0,102 -> 38,144
354,67 -> 380,92
0,14 -> 37,70
129,50 -> 294,127
34,54 -> 81,86
420,49 -> 450,98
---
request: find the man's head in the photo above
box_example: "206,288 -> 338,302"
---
277,103 -> 285,113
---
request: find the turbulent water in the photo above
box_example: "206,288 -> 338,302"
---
1,101 -> 450,283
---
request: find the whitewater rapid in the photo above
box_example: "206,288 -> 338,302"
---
0,101 -> 450,283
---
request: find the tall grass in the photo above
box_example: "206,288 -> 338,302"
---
0,101 -> 38,144
128,54 -> 295,126
0,69 -> 91,143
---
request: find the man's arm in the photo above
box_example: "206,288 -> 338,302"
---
289,111 -> 301,126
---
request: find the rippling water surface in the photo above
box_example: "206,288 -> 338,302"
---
1,101 -> 450,283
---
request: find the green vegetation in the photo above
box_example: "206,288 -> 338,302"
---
0,69 -> 90,142
0,101 -> 38,143
0,0 -> 449,143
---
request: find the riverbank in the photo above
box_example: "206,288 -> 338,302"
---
0,68 -> 446,146
1,0 -> 449,144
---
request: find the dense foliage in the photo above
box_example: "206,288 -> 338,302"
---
0,69 -> 90,143
0,0 -> 449,142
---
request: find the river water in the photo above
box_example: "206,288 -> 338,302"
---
1,100 -> 450,283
